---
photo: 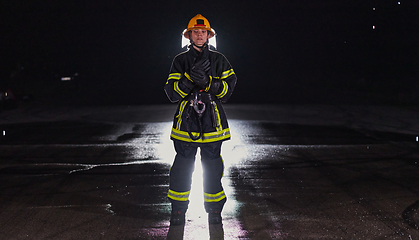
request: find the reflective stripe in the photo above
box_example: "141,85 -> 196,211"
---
167,73 -> 181,84
174,82 -> 188,98
168,189 -> 190,201
204,76 -> 213,92
184,72 -> 192,81
220,69 -> 235,79
216,81 -> 228,98
175,100 -> 188,130
170,128 -> 230,143
204,191 -> 226,202
212,101 -> 222,132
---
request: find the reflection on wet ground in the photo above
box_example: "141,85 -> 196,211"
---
0,114 -> 419,239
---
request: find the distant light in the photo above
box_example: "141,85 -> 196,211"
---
373,7 -> 375,10
398,1 -> 401,4
372,25 -> 376,29
61,77 -> 72,81
2,130 -> 5,136
209,29 -> 217,49
181,30 -> 189,48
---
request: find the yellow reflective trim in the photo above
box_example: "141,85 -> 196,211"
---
184,72 -> 192,81
212,101 -> 222,132
204,191 -> 226,202
176,100 -> 188,130
170,128 -> 231,143
168,189 -> 190,201
204,195 -> 226,202
174,82 -> 187,98
204,191 -> 225,198
220,69 -> 235,79
166,73 -> 181,84
204,76 -> 212,92
216,81 -> 228,98
169,73 -> 182,80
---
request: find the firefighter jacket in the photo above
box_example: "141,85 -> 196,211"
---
164,45 -> 237,143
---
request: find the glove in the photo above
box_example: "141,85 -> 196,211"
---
180,76 -> 195,90
208,78 -> 221,95
193,59 -> 210,73
190,68 -> 209,88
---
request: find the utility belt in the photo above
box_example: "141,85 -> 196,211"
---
183,91 -> 220,141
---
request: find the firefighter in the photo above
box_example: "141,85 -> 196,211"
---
164,14 -> 237,225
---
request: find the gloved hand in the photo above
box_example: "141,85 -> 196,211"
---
193,59 -> 210,73
180,76 -> 195,90
190,68 -> 209,88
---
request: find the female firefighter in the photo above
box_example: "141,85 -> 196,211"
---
164,14 -> 237,225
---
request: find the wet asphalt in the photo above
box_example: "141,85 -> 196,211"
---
0,104 -> 419,239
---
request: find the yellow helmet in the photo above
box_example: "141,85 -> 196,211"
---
183,14 -> 215,39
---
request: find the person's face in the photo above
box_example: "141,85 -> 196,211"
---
190,29 -> 208,47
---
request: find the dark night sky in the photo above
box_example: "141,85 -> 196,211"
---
1,0 -> 418,105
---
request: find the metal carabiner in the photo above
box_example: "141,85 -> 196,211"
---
193,94 -> 206,117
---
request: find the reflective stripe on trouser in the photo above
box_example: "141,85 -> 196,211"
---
167,189 -> 190,201
168,140 -> 226,213
204,190 -> 226,202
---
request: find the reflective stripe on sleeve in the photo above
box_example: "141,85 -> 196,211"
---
220,69 -> 235,79
184,72 -> 192,81
215,81 -> 228,98
204,76 -> 213,92
174,82 -> 188,98
166,73 -> 181,84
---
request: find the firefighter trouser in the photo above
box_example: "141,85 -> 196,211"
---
168,140 -> 226,213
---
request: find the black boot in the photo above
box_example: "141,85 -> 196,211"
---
208,211 -> 222,225
170,211 -> 186,225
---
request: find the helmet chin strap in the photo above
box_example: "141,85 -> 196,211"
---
192,42 -> 207,49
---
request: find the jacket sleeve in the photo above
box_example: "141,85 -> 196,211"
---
205,54 -> 237,103
164,56 -> 195,103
